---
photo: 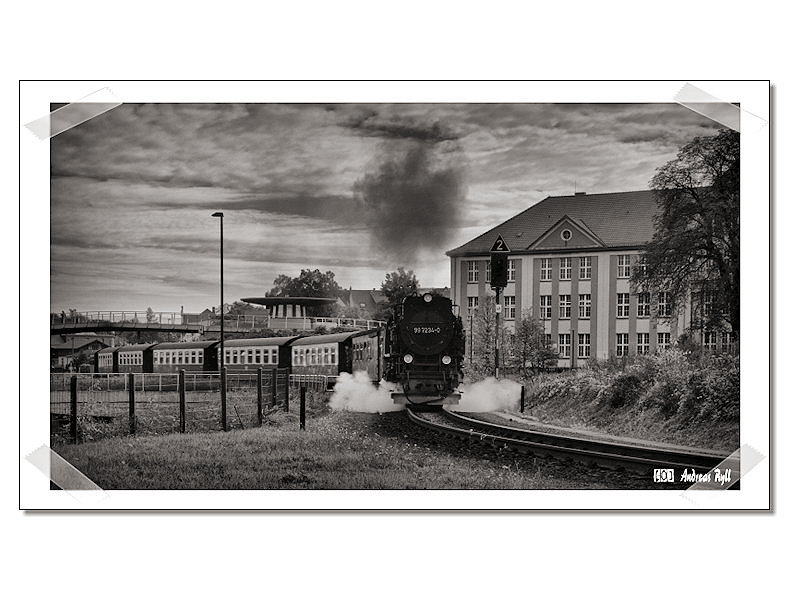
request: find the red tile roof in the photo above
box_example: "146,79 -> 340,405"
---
447,190 -> 659,257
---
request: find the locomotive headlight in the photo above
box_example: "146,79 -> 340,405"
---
423,293 -> 433,303
403,353 -> 414,364
441,355 -> 452,365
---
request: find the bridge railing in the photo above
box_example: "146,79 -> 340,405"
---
50,311 -> 184,326
50,311 -> 386,331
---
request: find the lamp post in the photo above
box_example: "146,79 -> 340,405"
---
211,211 -> 227,430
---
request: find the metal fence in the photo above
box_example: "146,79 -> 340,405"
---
50,368 -> 297,444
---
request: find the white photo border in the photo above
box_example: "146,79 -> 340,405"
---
19,80 -> 770,510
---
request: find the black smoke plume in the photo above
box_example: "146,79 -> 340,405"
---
353,135 -> 466,263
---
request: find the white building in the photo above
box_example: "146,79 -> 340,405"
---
446,190 -> 729,368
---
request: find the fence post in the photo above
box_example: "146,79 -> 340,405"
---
271,368 -> 278,407
520,384 -> 526,413
300,386 -> 306,431
220,366 -> 227,431
283,370 -> 290,413
178,369 -> 186,433
128,372 -> 136,435
69,375 -> 78,444
257,367 -> 263,426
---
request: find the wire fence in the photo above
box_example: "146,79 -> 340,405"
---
50,368 -> 306,444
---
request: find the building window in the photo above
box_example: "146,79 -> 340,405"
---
559,257 -> 572,280
616,333 -> 629,357
703,292 -> 715,318
579,294 -> 591,318
657,332 -> 671,351
578,333 -> 591,358
617,254 -> 631,278
540,295 -> 552,319
540,258 -> 552,281
721,332 -> 734,353
485,260 -> 491,283
657,292 -> 671,317
704,331 -> 717,351
559,294 -> 571,319
579,256 -> 592,280
507,259 -> 516,282
637,293 -> 651,318
468,261 -> 479,283
617,293 -> 630,318
542,334 -> 552,349
467,296 -> 479,312
637,333 -> 650,355
504,296 -> 516,319
330,346 -> 337,364
558,334 -> 571,358
637,255 -> 648,274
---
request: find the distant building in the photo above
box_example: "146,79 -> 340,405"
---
338,288 -> 451,316
337,289 -> 389,315
50,333 -> 108,369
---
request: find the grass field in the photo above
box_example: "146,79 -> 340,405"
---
53,410 -> 618,490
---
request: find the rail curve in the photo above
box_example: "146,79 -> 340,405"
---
405,408 -> 729,474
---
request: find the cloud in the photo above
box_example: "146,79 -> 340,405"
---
49,102 -> 724,311
340,110 -> 461,143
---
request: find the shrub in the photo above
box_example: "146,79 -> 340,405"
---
528,347 -> 739,425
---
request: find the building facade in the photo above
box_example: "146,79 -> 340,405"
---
447,190 -> 703,368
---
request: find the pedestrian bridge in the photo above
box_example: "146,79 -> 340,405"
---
50,310 -> 384,335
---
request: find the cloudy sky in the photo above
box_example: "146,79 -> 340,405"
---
50,103 -> 721,313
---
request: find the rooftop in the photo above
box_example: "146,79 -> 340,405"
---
446,189 -> 659,257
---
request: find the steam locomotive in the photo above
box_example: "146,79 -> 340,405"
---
384,292 -> 465,406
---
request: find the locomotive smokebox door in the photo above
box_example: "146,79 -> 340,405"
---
490,253 -> 508,289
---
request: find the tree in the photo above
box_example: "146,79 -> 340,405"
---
265,269 -> 342,299
511,310 -> 558,376
146,307 -> 156,322
468,296 -> 514,376
71,350 -> 90,372
381,267 -> 420,306
633,129 -> 739,336
227,300 -> 258,316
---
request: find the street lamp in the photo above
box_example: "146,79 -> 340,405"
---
211,211 -> 227,430
211,212 -> 225,368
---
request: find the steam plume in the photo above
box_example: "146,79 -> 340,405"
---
454,377 -> 522,412
329,371 -> 405,413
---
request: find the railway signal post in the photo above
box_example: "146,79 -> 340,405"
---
490,234 -> 510,380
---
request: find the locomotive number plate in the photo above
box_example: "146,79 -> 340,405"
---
412,326 -> 442,334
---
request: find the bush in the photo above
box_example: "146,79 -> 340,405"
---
529,347 -> 739,425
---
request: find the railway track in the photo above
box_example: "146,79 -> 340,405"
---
406,408 -> 729,475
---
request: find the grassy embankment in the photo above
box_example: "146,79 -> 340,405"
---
517,349 -> 739,452
54,410 -> 607,490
